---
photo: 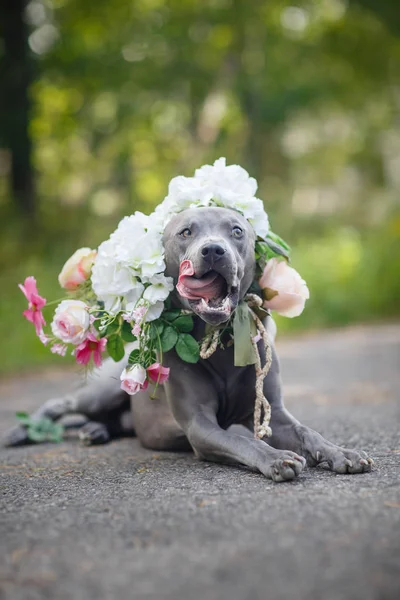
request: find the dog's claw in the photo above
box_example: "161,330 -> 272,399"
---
345,459 -> 353,468
359,458 -> 368,466
367,457 -> 374,465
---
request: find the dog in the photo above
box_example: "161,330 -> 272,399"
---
5,207 -> 373,481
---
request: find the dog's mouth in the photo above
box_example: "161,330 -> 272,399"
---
176,260 -> 239,325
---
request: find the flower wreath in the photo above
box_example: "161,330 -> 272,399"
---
19,158 -> 309,433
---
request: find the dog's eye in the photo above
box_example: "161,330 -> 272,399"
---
180,228 -> 192,238
232,226 -> 243,238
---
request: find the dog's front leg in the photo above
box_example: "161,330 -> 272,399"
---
164,359 -> 305,482
264,343 -> 374,474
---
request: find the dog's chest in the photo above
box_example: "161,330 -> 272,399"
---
201,348 -> 256,428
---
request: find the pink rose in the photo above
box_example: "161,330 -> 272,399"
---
147,362 -> 170,384
51,300 -> 90,345
259,258 -> 309,318
58,248 -> 97,291
120,365 -> 149,395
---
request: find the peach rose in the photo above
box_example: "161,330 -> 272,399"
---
58,248 -> 97,290
259,258 -> 309,317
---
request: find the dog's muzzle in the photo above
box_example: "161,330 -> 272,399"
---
176,258 -> 239,325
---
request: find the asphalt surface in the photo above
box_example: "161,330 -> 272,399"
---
1,324 -> 399,600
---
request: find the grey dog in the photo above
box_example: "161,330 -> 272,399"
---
5,207 -> 373,481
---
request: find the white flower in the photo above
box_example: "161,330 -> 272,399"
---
142,300 -> 165,322
195,157 -> 258,205
154,158 -> 270,237
124,282 -> 146,312
111,219 -> 165,280
136,234 -> 166,281
91,239 -> 144,313
51,300 -> 90,345
167,175 -> 212,206
143,274 -> 174,304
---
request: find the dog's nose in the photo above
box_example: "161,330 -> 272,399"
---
201,243 -> 226,264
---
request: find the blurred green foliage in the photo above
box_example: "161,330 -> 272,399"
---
0,0 -> 399,373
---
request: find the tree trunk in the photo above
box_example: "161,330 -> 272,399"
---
0,0 -> 35,217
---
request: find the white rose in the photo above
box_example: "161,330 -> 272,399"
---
51,300 -> 90,345
58,247 -> 97,290
259,258 -> 310,318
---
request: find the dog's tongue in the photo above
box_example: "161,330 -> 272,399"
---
177,260 -> 224,301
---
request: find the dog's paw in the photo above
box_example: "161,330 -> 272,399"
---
314,446 -> 374,474
261,449 -> 306,482
3,425 -> 31,447
78,422 -> 110,446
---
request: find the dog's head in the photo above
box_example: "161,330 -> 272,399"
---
163,207 -> 256,325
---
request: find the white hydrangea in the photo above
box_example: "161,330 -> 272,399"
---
91,158 -> 270,315
91,212 -> 166,315
155,157 -> 270,238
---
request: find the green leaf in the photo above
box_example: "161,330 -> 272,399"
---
107,334 -> 125,362
108,319 -> 120,333
128,349 -> 140,364
267,230 -> 291,252
162,310 -> 181,322
15,411 -> 31,426
121,320 -> 137,342
173,315 -> 194,333
100,319 -> 120,338
27,426 -> 47,442
232,302 -> 257,367
92,319 -> 102,332
48,424 -> 64,443
265,239 -> 290,261
175,334 -> 200,363
160,325 -> 178,352
148,320 -> 165,341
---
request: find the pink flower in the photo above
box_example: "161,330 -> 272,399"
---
120,365 -> 148,395
51,343 -> 67,357
259,258 -> 310,318
75,333 -> 107,367
147,362 -> 170,385
132,306 -> 147,322
38,331 -> 50,345
58,248 -> 97,291
132,323 -> 141,337
19,276 -> 47,335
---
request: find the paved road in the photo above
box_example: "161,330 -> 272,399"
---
1,324 -> 399,600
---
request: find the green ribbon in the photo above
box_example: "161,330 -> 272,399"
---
233,301 -> 257,367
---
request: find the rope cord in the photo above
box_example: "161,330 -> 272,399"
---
198,293 -> 272,439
